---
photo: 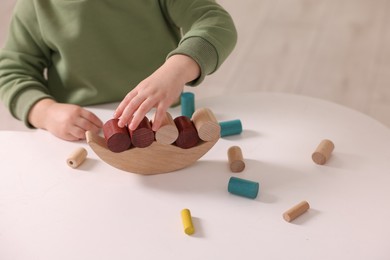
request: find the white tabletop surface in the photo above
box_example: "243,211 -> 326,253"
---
1,92 -> 390,260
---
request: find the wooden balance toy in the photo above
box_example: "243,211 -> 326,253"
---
86,108 -> 220,175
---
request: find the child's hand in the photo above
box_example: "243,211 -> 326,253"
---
114,55 -> 200,131
28,99 -> 103,141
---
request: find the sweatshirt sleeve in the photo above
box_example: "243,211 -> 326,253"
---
0,0 -> 53,127
161,0 -> 237,86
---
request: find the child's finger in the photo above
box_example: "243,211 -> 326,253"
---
128,98 -> 155,130
69,124 -> 88,140
117,96 -> 144,128
59,131 -> 80,141
81,109 -> 103,128
78,117 -> 102,134
114,90 -> 138,119
151,105 -> 168,131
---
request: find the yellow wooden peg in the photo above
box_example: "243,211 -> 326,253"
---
181,208 -> 195,235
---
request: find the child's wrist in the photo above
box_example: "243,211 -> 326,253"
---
28,98 -> 56,129
166,54 -> 200,85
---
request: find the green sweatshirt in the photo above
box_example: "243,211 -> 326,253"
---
0,0 -> 237,126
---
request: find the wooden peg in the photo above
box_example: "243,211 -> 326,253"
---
174,116 -> 199,149
181,92 -> 195,118
219,119 -> 242,137
228,177 -> 259,199
129,116 -> 155,148
283,201 -> 310,222
191,107 -> 220,142
153,112 -> 179,145
227,146 -> 245,172
181,208 -> 195,235
66,147 -> 88,168
312,139 -> 335,165
103,119 -> 132,153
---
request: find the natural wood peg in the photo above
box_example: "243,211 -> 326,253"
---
228,146 -> 245,172
174,116 -> 200,149
103,119 -> 132,153
283,201 -> 310,222
67,147 -> 88,168
312,139 -> 335,165
191,107 -> 221,141
153,112 -> 179,145
129,116 -> 155,148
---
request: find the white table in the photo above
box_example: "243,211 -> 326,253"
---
1,92 -> 390,260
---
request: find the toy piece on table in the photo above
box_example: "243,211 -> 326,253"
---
191,107 -> 220,142
67,147 -> 88,168
153,112 -> 179,145
228,177 -> 259,199
129,116 -> 154,148
219,119 -> 242,137
227,146 -> 245,172
312,139 -> 335,165
283,201 -> 310,222
86,107 -> 220,175
103,119 -> 132,153
181,208 -> 195,235
174,116 -> 200,149
181,92 -> 195,118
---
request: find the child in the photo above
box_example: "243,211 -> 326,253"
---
0,0 -> 237,141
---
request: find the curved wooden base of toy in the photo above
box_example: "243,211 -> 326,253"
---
86,131 -> 219,175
